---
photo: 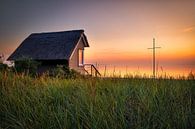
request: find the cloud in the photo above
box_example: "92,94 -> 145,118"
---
183,26 -> 195,32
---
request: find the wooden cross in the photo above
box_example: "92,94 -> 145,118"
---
148,38 -> 161,78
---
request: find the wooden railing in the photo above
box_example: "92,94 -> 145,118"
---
84,64 -> 101,77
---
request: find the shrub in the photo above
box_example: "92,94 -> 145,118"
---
0,63 -> 8,71
14,58 -> 40,76
50,65 -> 81,79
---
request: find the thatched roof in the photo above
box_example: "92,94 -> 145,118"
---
8,30 -> 89,61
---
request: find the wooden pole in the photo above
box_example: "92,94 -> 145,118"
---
104,65 -> 107,77
148,38 -> 161,78
153,38 -> 155,78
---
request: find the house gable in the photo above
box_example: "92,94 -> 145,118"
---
69,35 -> 86,73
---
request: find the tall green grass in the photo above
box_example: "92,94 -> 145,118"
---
0,71 -> 194,129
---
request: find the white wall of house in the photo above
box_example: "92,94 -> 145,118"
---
69,37 -> 85,74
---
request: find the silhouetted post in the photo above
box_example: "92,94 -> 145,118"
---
91,65 -> 93,76
148,38 -> 161,78
104,65 -> 107,77
125,66 -> 128,75
0,53 -> 4,63
113,66 -> 116,76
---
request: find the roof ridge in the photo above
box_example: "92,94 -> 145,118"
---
31,29 -> 84,35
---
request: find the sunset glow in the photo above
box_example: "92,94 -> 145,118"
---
0,0 -> 194,77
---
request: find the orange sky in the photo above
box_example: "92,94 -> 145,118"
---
0,0 -> 195,76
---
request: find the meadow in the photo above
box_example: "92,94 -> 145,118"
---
0,71 -> 194,129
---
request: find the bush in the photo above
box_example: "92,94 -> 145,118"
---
51,65 -> 81,79
0,63 -> 8,71
14,58 -> 40,76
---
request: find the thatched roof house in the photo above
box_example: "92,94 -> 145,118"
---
8,29 -> 89,74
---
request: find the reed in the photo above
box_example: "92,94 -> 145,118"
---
0,71 -> 194,129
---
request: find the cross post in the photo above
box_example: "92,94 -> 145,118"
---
148,38 -> 161,78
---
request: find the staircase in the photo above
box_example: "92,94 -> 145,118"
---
84,64 -> 101,77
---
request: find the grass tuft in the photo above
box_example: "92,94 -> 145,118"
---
0,71 -> 194,129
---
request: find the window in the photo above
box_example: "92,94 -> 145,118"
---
78,49 -> 84,66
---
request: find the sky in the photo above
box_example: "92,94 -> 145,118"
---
0,0 -> 195,77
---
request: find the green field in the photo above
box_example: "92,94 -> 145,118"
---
0,71 -> 194,129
